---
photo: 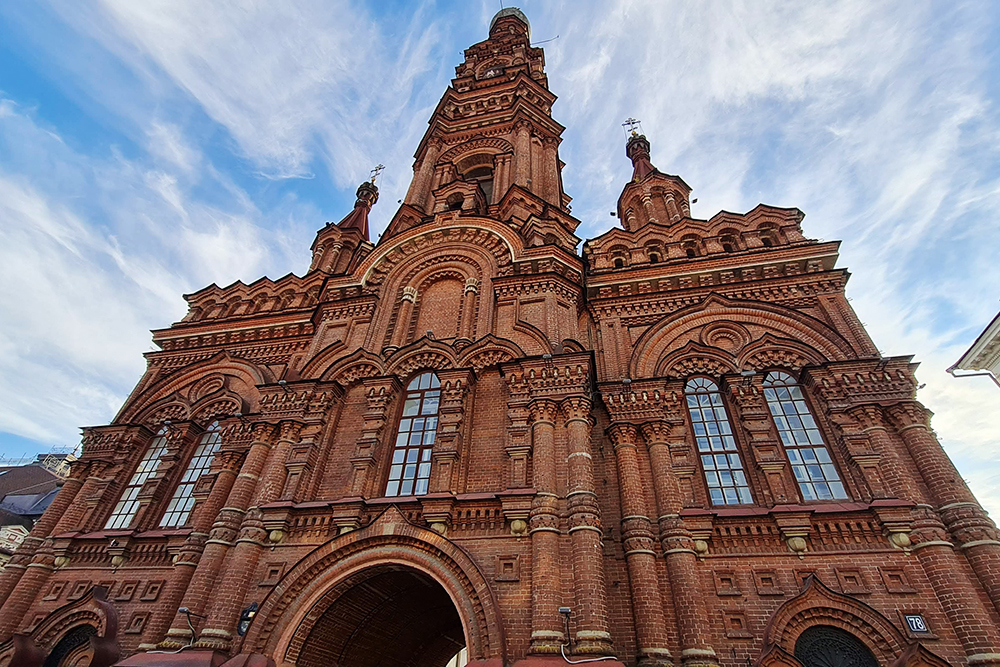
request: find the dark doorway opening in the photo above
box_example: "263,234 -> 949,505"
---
296,565 -> 466,667
794,625 -> 878,667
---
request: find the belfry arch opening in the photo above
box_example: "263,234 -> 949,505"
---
294,564 -> 467,667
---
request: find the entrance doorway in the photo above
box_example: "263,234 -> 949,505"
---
295,565 -> 466,667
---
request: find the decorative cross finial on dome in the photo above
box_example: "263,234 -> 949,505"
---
369,163 -> 385,184
622,117 -> 643,138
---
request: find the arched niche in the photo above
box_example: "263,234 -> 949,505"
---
118,352 -> 270,424
630,294 -> 857,379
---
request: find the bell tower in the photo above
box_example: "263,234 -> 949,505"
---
391,7 -> 577,248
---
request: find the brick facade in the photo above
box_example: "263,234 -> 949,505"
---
2,8 -> 999,667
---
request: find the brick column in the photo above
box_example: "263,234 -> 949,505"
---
139,448 -> 244,649
164,422 -> 277,646
847,405 -> 917,499
541,136 -> 561,205
456,278 -> 479,345
0,461 -> 88,639
494,153 -> 512,203
909,507 -> 1000,665
889,403 -> 1000,621
388,286 -> 417,351
199,421 -> 302,650
405,137 -> 442,212
608,423 -> 671,666
513,121 -> 532,188
528,399 -> 563,655
642,420 -> 719,667
563,397 -> 613,656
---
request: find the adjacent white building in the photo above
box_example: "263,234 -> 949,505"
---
951,309 -> 1000,388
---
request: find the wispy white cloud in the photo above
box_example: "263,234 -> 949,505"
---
534,0 -> 1000,515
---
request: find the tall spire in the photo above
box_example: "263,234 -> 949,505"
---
337,180 -> 379,241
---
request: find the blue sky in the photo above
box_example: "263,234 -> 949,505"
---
1,1 -> 998,516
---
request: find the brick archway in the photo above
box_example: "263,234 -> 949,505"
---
244,507 -> 505,667
290,565 -> 465,667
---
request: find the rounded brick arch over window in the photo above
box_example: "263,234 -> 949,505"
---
763,371 -> 847,501
386,372 -> 441,497
684,377 -> 753,505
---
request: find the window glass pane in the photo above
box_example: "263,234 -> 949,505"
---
107,426 -> 170,530
684,379 -> 752,505
160,423 -> 222,528
763,372 -> 847,501
385,373 -> 441,497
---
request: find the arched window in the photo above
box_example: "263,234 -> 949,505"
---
159,421 -> 223,527
105,425 -> 169,529
386,372 -> 441,497
794,625 -> 878,667
684,378 -> 753,505
763,371 -> 847,501
613,257 -> 625,269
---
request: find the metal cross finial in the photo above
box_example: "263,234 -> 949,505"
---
622,117 -> 642,138
370,164 -> 385,184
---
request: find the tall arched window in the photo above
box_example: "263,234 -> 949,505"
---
159,421 -> 223,527
386,372 -> 441,497
105,425 -> 169,529
684,378 -> 753,505
763,371 -> 847,501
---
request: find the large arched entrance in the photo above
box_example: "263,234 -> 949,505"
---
295,564 -> 466,667
245,507 -> 505,667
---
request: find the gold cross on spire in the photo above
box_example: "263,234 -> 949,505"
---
370,164 -> 385,184
622,117 -> 642,138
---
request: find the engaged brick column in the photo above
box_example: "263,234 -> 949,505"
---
642,420 -> 719,667
608,423 -> 671,666
528,399 -> 563,655
889,403 -> 1000,621
0,461 -> 88,639
563,397 -> 613,656
164,423 -> 277,646
847,405 -> 919,500
388,286 -> 418,351
199,421 -> 302,650
910,507 -> 1000,665
139,448 -> 244,650
405,137 -> 442,212
513,120 -> 532,188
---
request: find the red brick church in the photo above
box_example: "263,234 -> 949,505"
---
2,8 -> 998,667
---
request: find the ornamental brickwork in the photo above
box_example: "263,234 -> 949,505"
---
2,8 -> 999,667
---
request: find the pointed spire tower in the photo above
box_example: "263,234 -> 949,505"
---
382,7 -> 581,250
616,123 -> 691,232
309,176 -> 379,274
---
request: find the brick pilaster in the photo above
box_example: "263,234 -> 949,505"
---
528,398 -> 563,655
198,420 -> 302,650
890,403 -> 1000,621
563,397 -> 613,656
910,507 -> 1000,664
609,422 -> 671,666
164,422 -> 276,646
140,447 -> 244,649
642,420 -> 718,667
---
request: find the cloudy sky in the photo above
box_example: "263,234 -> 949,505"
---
1,1 -> 998,516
